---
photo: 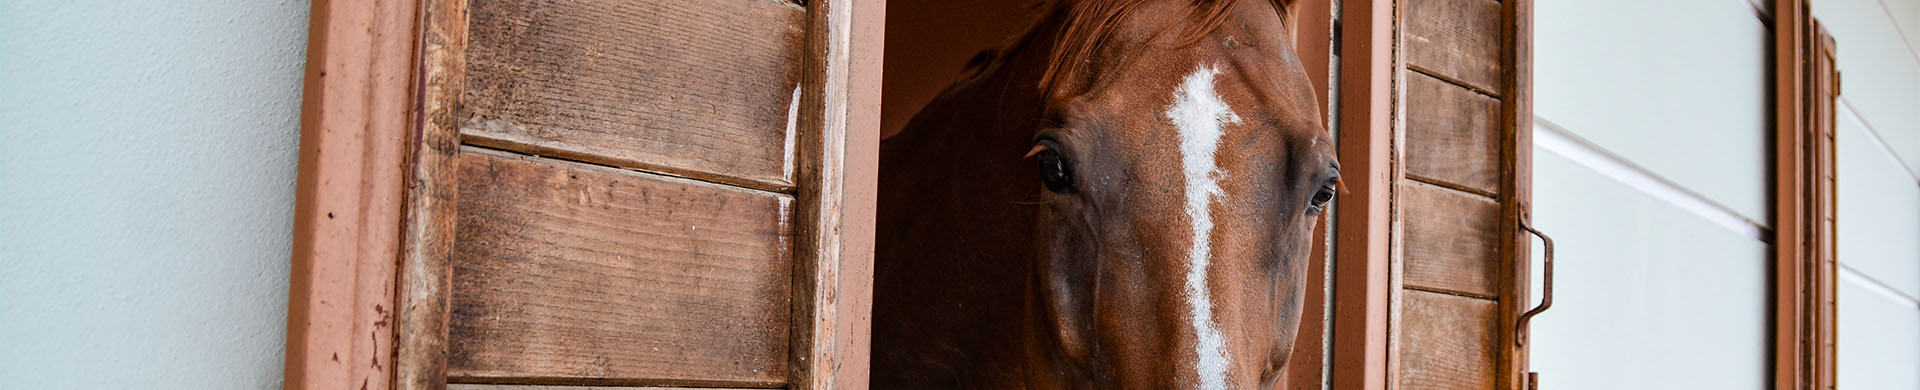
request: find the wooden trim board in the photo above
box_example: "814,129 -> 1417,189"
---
392,0 -> 467,388
787,0 -> 883,388
1328,0 -> 1396,388
1500,0 -> 1535,388
1772,1 -> 1840,387
285,0 -> 424,389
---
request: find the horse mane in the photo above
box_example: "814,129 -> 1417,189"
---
1039,0 -> 1288,96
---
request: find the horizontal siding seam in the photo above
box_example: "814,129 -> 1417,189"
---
1838,97 -> 1920,186
1871,0 -> 1920,69
1533,117 -> 1772,243
1840,263 -> 1920,310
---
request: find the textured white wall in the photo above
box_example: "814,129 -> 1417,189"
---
0,1 -> 310,389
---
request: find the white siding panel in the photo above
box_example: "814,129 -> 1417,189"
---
1813,0 -> 1920,172
1838,276 -> 1920,389
1878,0 -> 1920,69
1536,0 -> 1772,222
1836,115 -> 1920,298
1527,149 -> 1769,390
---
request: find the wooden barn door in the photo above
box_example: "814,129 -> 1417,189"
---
1391,0 -> 1537,388
1391,0 -> 1536,388
386,0 -> 881,389
1318,0 -> 1538,389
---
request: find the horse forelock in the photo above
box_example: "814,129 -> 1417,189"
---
1038,0 -> 1291,97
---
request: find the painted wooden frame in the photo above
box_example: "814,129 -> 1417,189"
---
1327,0 -> 1396,388
1771,0 -> 1840,388
288,0 -> 882,388
285,0 -> 423,388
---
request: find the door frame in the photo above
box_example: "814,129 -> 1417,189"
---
283,0 -> 421,388
1771,0 -> 1841,388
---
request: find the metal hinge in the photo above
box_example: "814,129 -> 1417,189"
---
1833,70 -> 1843,97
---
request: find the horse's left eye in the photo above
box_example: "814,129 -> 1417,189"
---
1036,147 -> 1074,193
1307,182 -> 1336,213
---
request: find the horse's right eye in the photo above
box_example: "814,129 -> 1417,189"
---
1307,181 -> 1336,214
1036,146 -> 1075,193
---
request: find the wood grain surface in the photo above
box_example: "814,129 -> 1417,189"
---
446,148 -> 794,387
462,0 -> 806,192
1402,180 -> 1502,298
1397,290 -> 1498,390
396,0 -> 470,388
1406,73 -> 1502,195
450,385 -> 758,390
1406,0 -> 1505,94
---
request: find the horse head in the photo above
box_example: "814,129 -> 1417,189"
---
876,0 -> 1334,388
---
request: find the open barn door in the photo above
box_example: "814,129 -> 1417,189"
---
394,0 -> 882,388
1391,0 -> 1539,388
287,0 -> 882,389
1317,0 -> 1538,389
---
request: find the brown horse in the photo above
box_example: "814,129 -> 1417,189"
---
874,0 -> 1336,388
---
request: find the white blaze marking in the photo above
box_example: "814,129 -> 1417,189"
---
1167,65 -> 1239,390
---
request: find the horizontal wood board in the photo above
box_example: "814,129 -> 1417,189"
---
1397,290 -> 1499,390
1402,180 -> 1502,297
1406,0 -> 1505,93
1406,73 -> 1503,194
447,148 -> 795,386
463,0 -> 807,191
450,385 -> 758,390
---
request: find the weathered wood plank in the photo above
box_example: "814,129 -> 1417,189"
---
1406,0 -> 1505,94
450,385 -> 759,390
1406,73 -> 1503,194
463,0 -> 806,192
1402,180 -> 1502,297
447,148 -> 794,386
396,0 -> 469,388
1398,290 -> 1499,390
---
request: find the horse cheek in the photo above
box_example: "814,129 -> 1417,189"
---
1036,213 -> 1099,367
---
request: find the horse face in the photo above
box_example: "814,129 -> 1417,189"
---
1026,1 -> 1335,388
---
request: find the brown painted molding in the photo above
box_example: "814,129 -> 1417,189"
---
1773,1 -> 1840,388
1328,0 -> 1396,389
284,0 -> 424,389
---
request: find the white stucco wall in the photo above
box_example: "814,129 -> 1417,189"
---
0,1 -> 310,388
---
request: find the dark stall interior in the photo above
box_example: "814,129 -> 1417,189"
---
881,0 -> 1040,139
